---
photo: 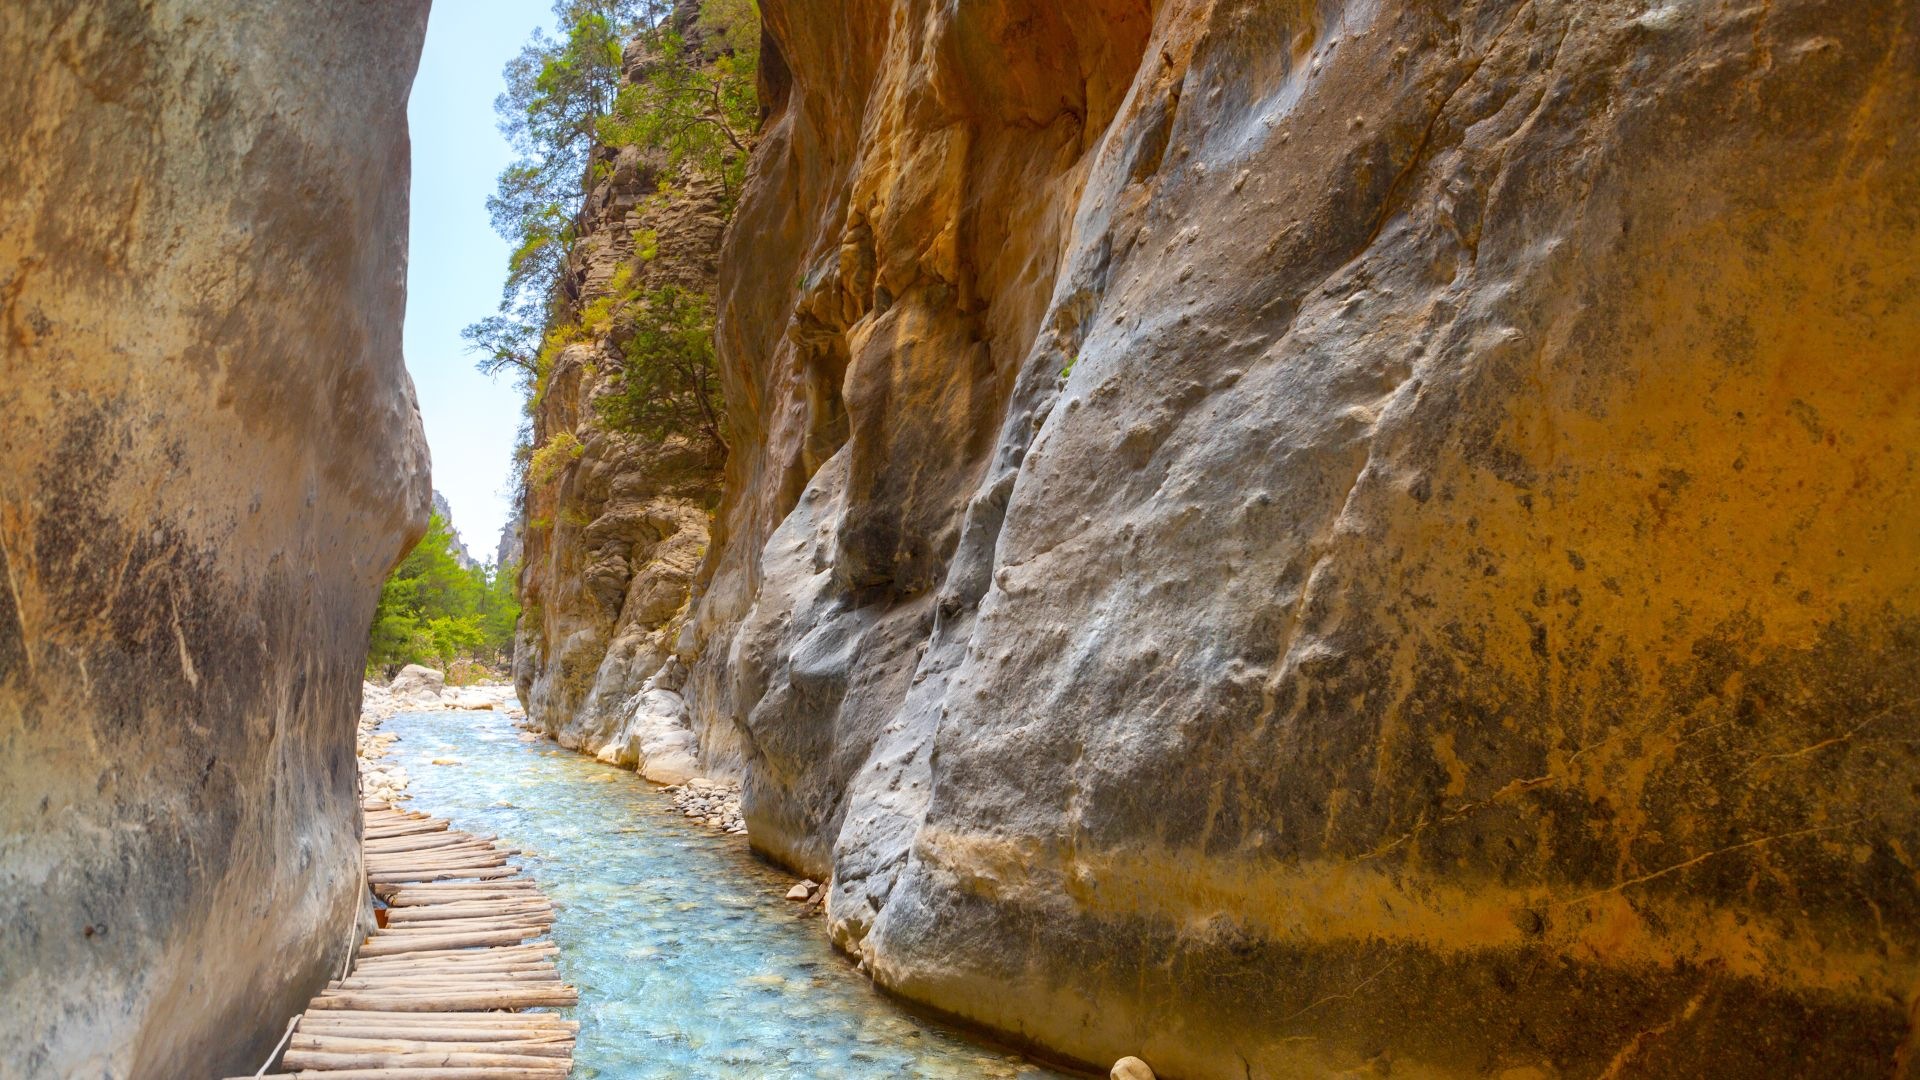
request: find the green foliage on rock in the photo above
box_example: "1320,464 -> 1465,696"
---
467,0 -> 652,387
367,513 -> 521,674
595,284 -> 726,458
599,0 -> 760,205
471,0 -> 757,484
528,431 -> 586,487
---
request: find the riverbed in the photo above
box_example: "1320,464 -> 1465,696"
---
381,709 -> 1075,1079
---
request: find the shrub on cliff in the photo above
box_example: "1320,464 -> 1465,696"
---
594,284 -> 727,460
468,0 -> 759,412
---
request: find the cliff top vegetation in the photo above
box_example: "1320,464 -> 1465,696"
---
464,0 -> 757,473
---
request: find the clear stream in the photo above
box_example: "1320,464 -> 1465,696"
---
381,709 -> 1075,1079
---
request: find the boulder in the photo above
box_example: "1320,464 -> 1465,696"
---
389,664 -> 447,700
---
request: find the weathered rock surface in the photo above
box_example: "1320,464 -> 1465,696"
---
685,0 -> 1920,1075
0,2 -> 430,1076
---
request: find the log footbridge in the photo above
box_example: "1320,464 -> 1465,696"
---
229,799 -> 577,1078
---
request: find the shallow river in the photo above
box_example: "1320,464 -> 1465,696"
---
382,709 -> 1074,1079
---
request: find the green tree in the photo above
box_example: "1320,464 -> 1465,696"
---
479,561 -> 523,650
470,0 -> 659,387
366,514 -> 521,674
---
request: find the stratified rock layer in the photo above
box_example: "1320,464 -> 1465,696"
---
0,3 -> 430,1076
689,0 -> 1920,1075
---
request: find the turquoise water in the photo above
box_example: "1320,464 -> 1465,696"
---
381,709 -> 1075,1080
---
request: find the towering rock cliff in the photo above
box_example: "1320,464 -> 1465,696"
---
513,10 -> 740,785
678,0 -> 1920,1074
0,2 -> 430,1075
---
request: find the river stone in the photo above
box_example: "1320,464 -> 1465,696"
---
0,2 -> 430,1075
686,0 -> 1920,1075
390,663 -> 448,699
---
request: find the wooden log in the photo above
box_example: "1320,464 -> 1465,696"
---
381,887 -> 541,895
367,931 -> 552,947
352,951 -> 559,968
364,834 -> 497,851
308,989 -> 578,1011
243,1060 -> 564,1068
379,917 -> 553,932
377,909 -> 548,925
355,939 -> 556,955
382,887 -> 549,903
330,976 -> 566,990
293,1024 -> 570,1044
296,1020 -> 574,1035
353,945 -> 558,966
368,866 -> 520,884
357,928 -> 542,956
348,963 -> 560,979
374,918 -> 550,932
382,907 -> 553,921
385,904 -> 551,923
382,910 -> 552,922
365,852 -> 508,868
332,969 -> 566,985
366,833 -> 495,853
380,879 -> 537,890
297,1011 -> 576,1028
346,970 -> 561,984
330,983 -> 566,997
364,821 -> 450,839
319,980 -> 574,1000
373,919 -> 550,935
383,889 -> 543,901
364,849 -> 510,864
281,1049 -> 572,1069
382,880 -> 536,890
374,923 -> 553,938
290,1034 -> 570,1057
365,929 -> 547,945
385,894 -> 549,907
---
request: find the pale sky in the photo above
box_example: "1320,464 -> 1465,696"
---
403,0 -> 552,565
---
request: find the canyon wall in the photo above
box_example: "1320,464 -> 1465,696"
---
513,21 -> 734,783
0,2 -> 430,1076
684,0 -> 1920,1075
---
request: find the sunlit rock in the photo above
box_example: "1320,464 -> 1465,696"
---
686,0 -> 1920,1074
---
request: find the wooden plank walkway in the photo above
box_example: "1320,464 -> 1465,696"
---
229,800 -> 577,1078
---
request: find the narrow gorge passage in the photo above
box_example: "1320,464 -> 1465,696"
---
379,707 -> 1073,1079
7,1 -> 1918,1075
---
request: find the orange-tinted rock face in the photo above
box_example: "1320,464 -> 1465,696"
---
690,0 -> 1920,1074
0,2 -> 429,1074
